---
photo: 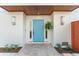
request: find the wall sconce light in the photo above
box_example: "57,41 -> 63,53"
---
11,16 -> 16,26
60,16 -> 64,25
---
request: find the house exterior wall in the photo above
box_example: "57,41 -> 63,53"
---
0,7 -> 53,47
25,15 -> 53,43
0,7 -> 26,47
0,7 -> 79,47
10,12 -> 26,47
52,9 -> 79,47
52,12 -> 71,47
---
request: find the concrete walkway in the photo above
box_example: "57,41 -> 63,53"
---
18,44 -> 61,56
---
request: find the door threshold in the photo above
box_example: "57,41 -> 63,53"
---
26,42 -> 51,45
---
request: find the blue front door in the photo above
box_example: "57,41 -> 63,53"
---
33,20 -> 44,42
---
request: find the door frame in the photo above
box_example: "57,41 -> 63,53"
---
32,19 -> 45,43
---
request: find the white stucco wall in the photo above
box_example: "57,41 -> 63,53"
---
23,13 -> 26,45
25,15 -> 53,43
10,12 -> 26,47
53,8 -> 79,47
0,7 -> 26,47
53,12 -> 71,46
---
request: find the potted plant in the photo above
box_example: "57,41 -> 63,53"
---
45,21 -> 53,38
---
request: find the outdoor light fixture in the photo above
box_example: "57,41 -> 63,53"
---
11,16 -> 16,26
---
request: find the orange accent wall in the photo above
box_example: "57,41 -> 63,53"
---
71,21 -> 79,51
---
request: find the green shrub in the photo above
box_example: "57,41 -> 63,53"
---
56,44 -> 61,48
4,44 -> 19,52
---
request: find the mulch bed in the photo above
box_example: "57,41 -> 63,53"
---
55,47 -> 79,53
0,47 -> 22,53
